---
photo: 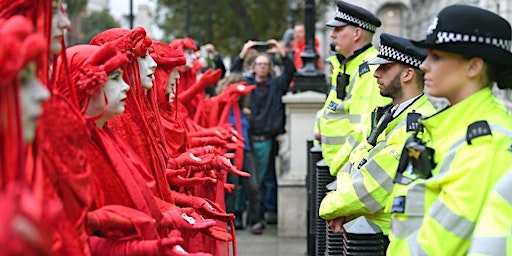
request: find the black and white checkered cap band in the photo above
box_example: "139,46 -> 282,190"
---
435,31 -> 512,51
335,10 -> 377,32
379,45 -> 423,68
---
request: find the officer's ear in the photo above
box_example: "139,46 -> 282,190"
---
466,57 -> 484,79
401,67 -> 414,83
353,27 -> 363,41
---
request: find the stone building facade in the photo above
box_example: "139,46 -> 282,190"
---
316,0 -> 512,111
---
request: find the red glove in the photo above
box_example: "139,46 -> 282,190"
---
168,152 -> 216,169
185,210 -> 233,242
180,68 -> 223,103
211,156 -> 250,178
224,183 -> 235,193
221,82 -> 255,98
189,136 -> 230,148
172,191 -> 235,222
160,207 -> 216,232
184,156 -> 249,178
166,168 -> 216,187
87,206 -> 158,238
205,226 -> 233,242
188,145 -> 220,156
223,152 -> 235,159
89,236 -> 184,255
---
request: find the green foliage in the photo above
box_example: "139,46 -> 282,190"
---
66,0 -> 88,16
81,10 -> 120,44
156,0 -> 331,57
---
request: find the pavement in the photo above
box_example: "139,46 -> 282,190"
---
234,224 -> 307,256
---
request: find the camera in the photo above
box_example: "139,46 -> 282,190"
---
252,42 -> 270,52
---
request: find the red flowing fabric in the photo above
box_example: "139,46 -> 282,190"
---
86,125 -> 163,228
91,28 -> 175,203
37,94 -> 93,256
154,40 -> 237,256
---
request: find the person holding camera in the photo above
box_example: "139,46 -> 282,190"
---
231,39 -> 296,225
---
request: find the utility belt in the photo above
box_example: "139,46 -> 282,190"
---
251,134 -> 273,142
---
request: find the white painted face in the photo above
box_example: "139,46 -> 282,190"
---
137,50 -> 157,90
51,0 -> 71,54
19,62 -> 50,143
167,68 -> 180,104
184,49 -> 196,69
103,69 -> 130,119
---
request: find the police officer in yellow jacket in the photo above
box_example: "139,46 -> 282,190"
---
387,5 -> 512,255
319,33 -> 436,239
319,1 -> 391,174
468,167 -> 512,256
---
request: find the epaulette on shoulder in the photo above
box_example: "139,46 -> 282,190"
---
359,61 -> 370,77
466,120 -> 492,145
406,111 -> 422,132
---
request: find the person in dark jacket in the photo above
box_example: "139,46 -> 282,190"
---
232,39 -> 296,223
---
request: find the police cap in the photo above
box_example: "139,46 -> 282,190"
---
413,5 -> 512,67
369,33 -> 426,69
326,1 -> 381,33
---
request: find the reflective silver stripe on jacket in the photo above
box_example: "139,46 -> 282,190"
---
339,162 -> 352,174
321,135 -> 346,145
469,172 -> 512,255
391,182 -> 426,238
347,135 -> 358,148
362,159 -> 394,194
407,230 -> 429,256
429,200 -> 475,239
495,171 -> 512,205
367,142 -> 386,159
470,236 -> 507,256
352,170 -> 383,213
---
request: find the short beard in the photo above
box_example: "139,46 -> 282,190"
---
380,72 -> 401,98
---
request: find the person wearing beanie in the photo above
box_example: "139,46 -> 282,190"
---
388,5 -> 512,255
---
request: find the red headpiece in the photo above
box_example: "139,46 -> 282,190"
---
151,41 -> 186,108
90,27 -> 153,59
151,41 -> 186,71
55,44 -> 129,112
169,37 -> 197,51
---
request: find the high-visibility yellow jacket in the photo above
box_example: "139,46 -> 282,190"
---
319,94 -> 436,235
319,45 -> 390,173
387,88 -> 512,256
468,168 -> 512,256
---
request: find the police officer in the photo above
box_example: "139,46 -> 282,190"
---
388,5 -> 512,255
319,33 -> 436,240
319,1 -> 390,175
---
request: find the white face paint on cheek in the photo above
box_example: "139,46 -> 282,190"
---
166,69 -> 180,94
20,76 -> 50,143
137,51 -> 157,90
185,50 -> 195,68
50,1 -> 70,54
104,70 -> 129,117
